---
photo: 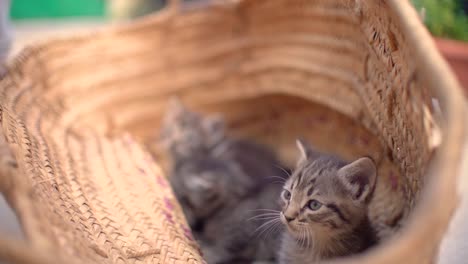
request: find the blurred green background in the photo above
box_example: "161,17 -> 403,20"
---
8,0 -> 468,41
412,0 -> 468,41
11,0 -> 106,19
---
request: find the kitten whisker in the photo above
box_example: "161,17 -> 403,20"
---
257,221 -> 276,239
250,212 -> 280,216
271,221 -> 284,238
305,227 -> 312,249
274,164 -> 291,177
299,226 -> 308,249
265,175 -> 287,183
271,181 -> 288,185
257,218 -> 281,239
248,209 -> 280,213
302,228 -> 307,247
254,218 -> 279,234
248,217 -> 278,224
261,220 -> 282,240
247,213 -> 280,222
254,218 -> 280,238
298,228 -> 304,248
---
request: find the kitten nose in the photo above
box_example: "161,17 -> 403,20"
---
284,215 -> 294,222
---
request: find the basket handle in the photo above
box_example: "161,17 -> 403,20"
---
166,0 -> 181,12
0,128 -> 17,195
165,0 -> 237,14
0,235 -> 79,264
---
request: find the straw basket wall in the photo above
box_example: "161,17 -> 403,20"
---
0,0 -> 465,263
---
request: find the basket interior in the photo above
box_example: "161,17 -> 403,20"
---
145,94 -> 408,239
0,0 -> 451,263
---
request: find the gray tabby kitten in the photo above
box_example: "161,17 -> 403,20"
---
173,156 -> 283,263
278,140 -> 377,263
159,98 -> 225,160
160,98 -> 287,263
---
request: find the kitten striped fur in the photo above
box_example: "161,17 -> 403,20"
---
278,140 -> 377,264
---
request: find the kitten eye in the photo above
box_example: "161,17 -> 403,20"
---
307,200 -> 322,211
282,190 -> 291,200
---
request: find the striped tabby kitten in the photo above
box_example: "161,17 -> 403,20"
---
278,140 -> 377,263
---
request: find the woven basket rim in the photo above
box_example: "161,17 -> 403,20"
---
0,1 -> 466,263
338,1 -> 466,262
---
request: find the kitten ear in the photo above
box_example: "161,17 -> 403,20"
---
167,96 -> 188,116
338,157 -> 376,203
162,97 -> 190,132
160,97 -> 186,144
295,139 -> 319,164
202,114 -> 225,145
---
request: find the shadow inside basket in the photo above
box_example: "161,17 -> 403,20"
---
141,95 -> 409,254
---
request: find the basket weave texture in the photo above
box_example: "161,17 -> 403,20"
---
0,0 -> 465,263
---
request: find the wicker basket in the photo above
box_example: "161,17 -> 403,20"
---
0,0 -> 465,263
